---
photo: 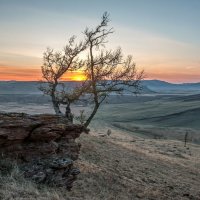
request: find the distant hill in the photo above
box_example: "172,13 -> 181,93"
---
0,81 -> 41,94
0,80 -> 200,95
0,81 -> 154,95
142,80 -> 200,93
0,81 -> 85,95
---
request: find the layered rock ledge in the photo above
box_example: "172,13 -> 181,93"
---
0,112 -> 87,189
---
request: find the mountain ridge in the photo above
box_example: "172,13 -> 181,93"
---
0,80 -> 200,94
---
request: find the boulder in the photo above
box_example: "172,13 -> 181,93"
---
0,112 -> 87,189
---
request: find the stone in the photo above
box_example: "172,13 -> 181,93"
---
51,158 -> 73,169
107,129 -> 112,136
0,112 -> 88,189
32,171 -> 46,183
70,168 -> 80,176
98,132 -> 106,137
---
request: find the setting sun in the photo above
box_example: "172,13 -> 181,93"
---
71,74 -> 87,81
61,71 -> 87,81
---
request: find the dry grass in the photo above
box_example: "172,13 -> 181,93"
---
71,133 -> 200,200
0,159 -> 66,200
1,131 -> 200,200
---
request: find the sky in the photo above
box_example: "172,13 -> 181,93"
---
0,0 -> 200,83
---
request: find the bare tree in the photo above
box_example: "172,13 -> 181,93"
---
39,36 -> 87,121
82,12 -> 144,127
40,12 -> 144,126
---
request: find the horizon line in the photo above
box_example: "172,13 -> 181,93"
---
0,79 -> 200,84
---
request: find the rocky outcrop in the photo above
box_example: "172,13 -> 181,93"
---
0,112 -> 87,189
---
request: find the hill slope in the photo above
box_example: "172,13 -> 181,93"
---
1,131 -> 200,199
142,80 -> 200,93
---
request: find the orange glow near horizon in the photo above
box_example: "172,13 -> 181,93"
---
0,66 -> 41,81
0,65 -> 199,83
0,66 -> 87,82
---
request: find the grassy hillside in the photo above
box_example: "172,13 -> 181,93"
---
89,94 -> 200,143
1,132 -> 200,199
1,90 -> 200,199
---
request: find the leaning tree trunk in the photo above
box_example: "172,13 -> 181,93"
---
84,104 -> 99,128
65,104 -> 73,123
52,96 -> 62,115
